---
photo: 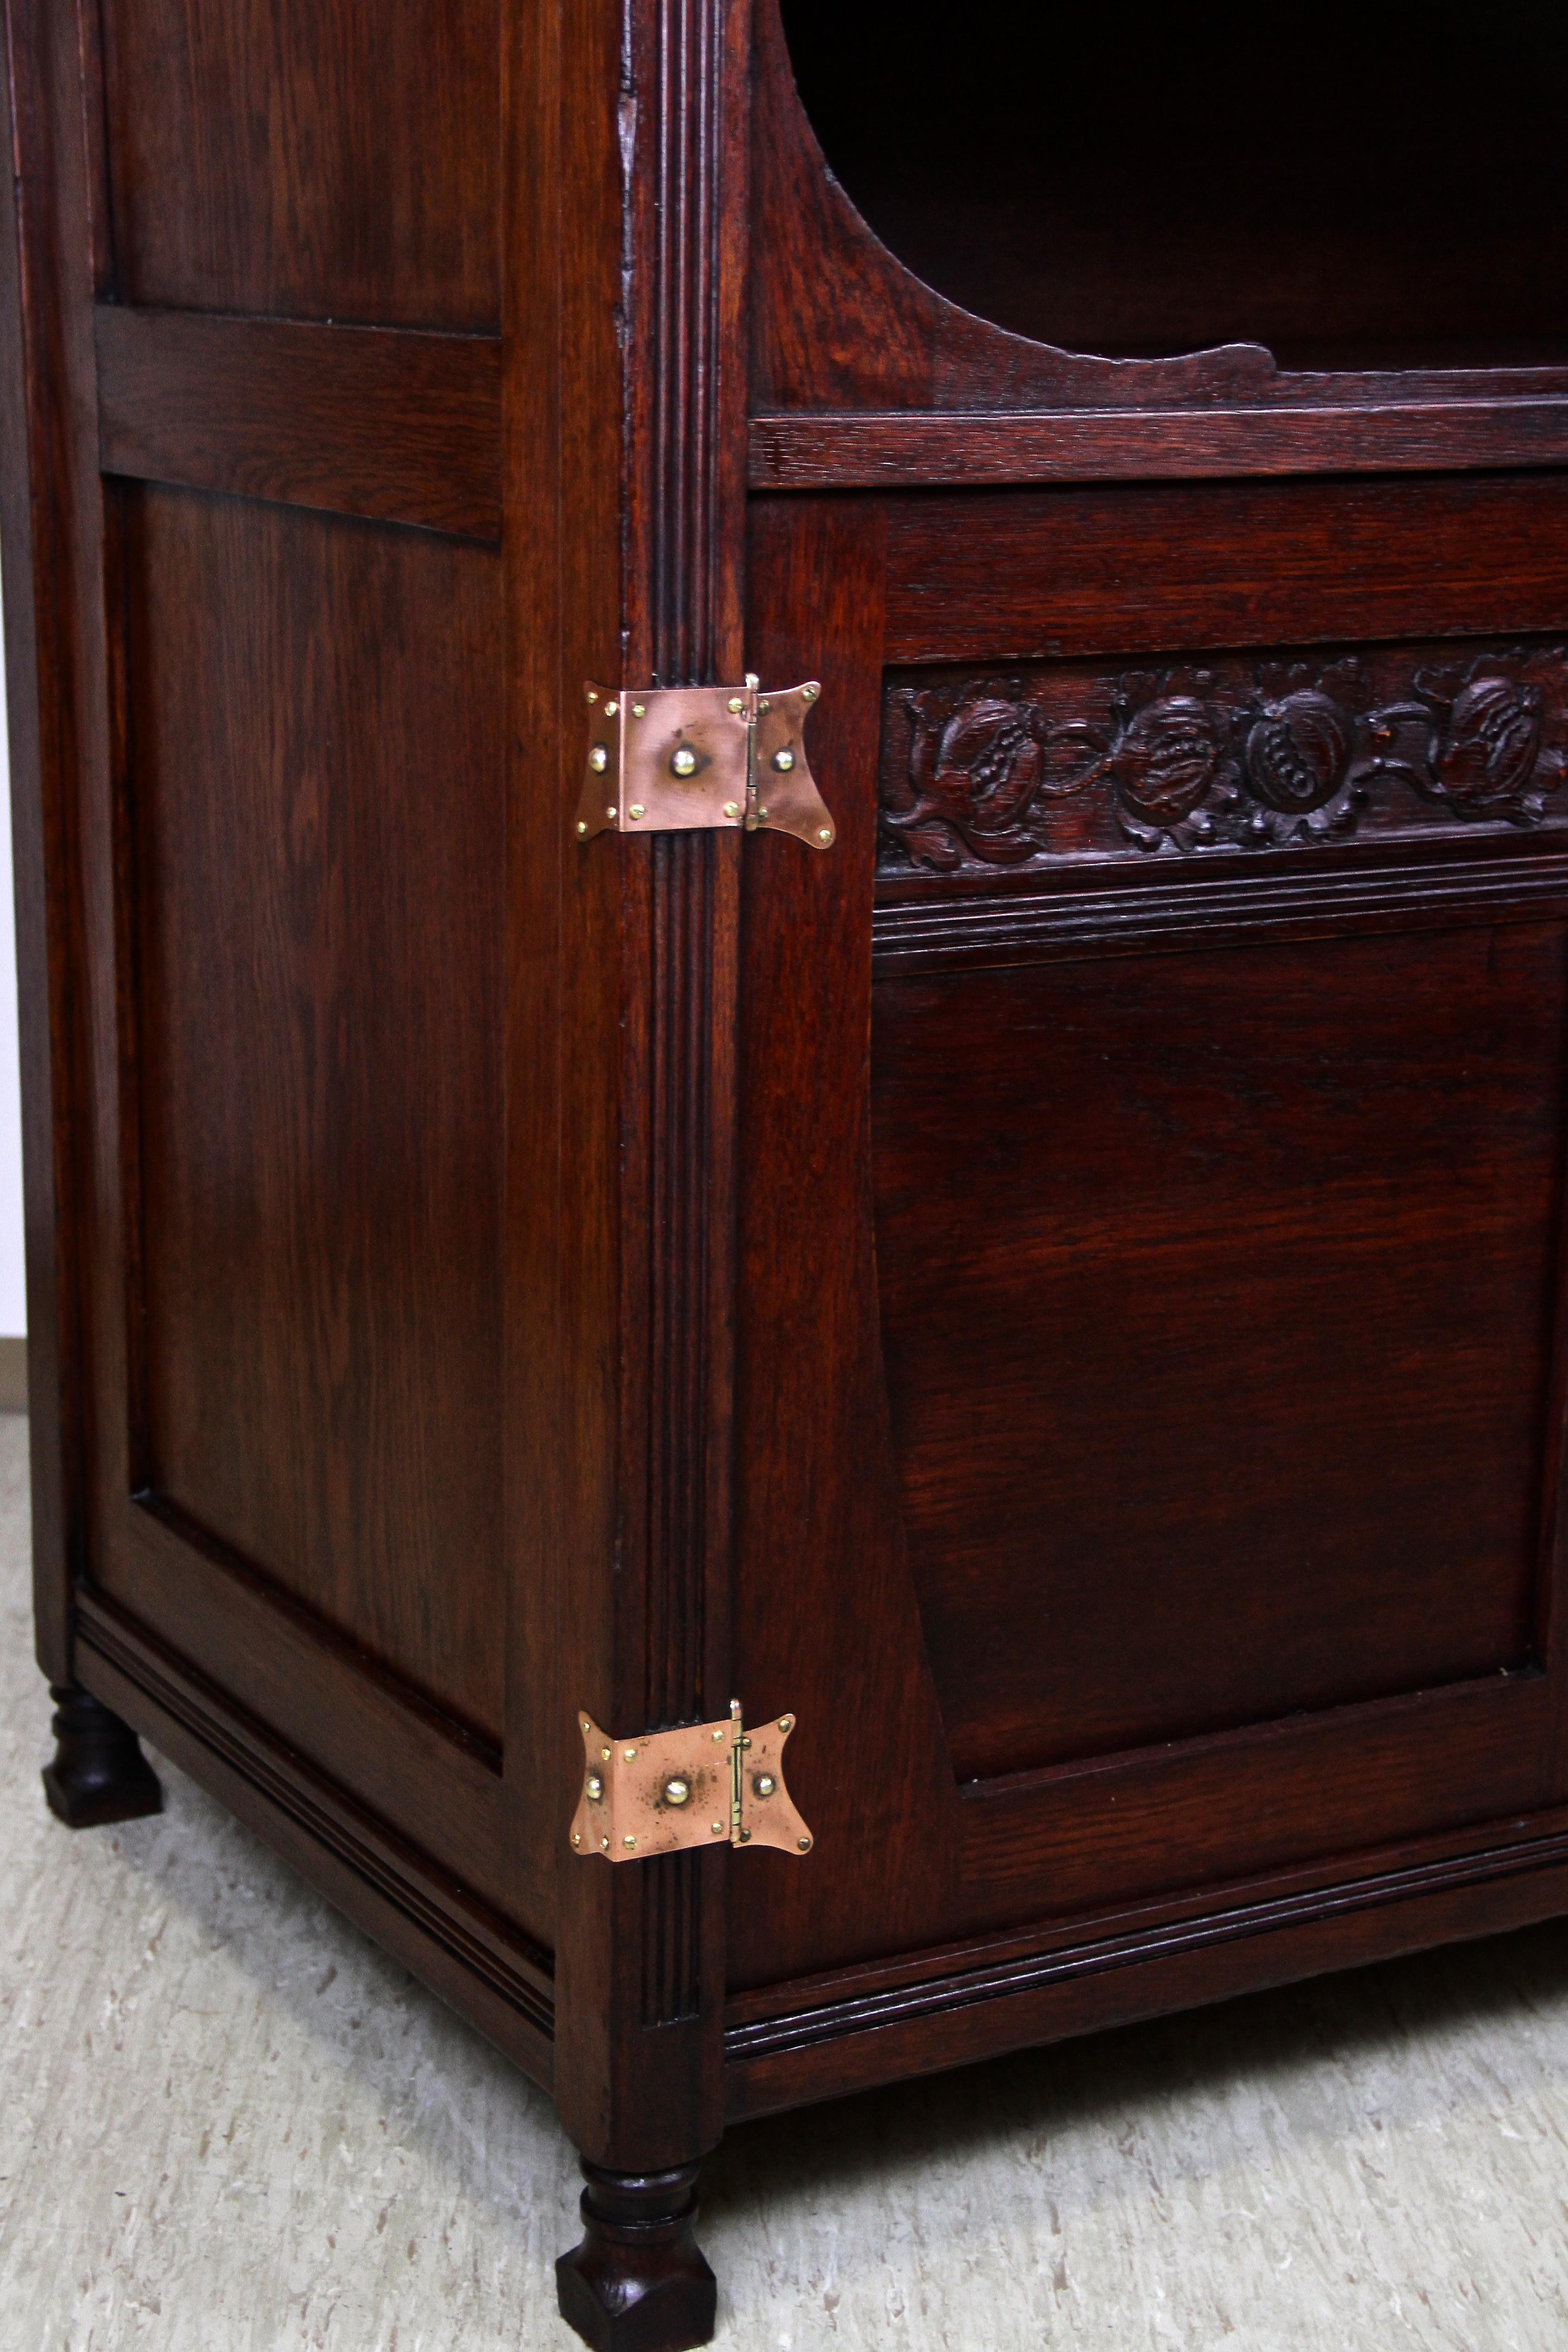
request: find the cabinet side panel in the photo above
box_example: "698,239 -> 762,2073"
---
99,0 -> 500,329
121,485 -> 507,1744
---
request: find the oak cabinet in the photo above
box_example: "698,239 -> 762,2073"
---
11,4 -> 1568,2346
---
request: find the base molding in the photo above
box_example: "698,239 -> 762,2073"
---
70,1594 -> 555,2089
725,1825 -> 1568,2119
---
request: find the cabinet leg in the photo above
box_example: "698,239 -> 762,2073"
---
555,2158 -> 717,2352
41,1681 -> 162,1828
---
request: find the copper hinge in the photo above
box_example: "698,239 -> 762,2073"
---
568,1699 -> 814,1861
574,677 -> 835,849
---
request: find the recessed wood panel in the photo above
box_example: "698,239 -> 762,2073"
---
871,922 -> 1568,1783
121,486 -> 506,1742
100,0 -> 500,328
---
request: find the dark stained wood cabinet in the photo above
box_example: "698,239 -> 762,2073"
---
11,2 -> 1568,2343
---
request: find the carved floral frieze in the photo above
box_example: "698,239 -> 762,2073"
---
878,646 -> 1568,873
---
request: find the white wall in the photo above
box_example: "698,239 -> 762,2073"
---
0,587 -> 28,1336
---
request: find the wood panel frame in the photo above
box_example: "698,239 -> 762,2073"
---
13,0 -> 1568,2265
3,0 -> 760,2176
723,481 -> 1568,2117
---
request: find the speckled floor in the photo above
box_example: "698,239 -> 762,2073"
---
7,1416 -> 1568,2350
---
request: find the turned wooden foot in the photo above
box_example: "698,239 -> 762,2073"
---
555,2158 -> 717,2352
41,1682 -> 162,1827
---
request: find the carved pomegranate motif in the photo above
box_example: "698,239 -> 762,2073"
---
933,700 -> 1040,816
1433,675 -> 1544,804
1112,698 -> 1223,820
1245,690 -> 1354,812
879,643 -> 1568,874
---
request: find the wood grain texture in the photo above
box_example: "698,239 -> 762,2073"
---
872,924 -> 1566,1781
0,0 -> 122,1686
18,0 -> 1568,2322
73,1602 -> 555,2086
0,0 -> 75,1678
549,0 -> 750,2185
99,0 -> 501,329
729,495 -> 1568,2036
749,0 -> 1275,414
8,1443 -> 1568,2352
881,475 -> 1568,666
871,847 -> 1568,976
94,1505 -> 518,1911
724,1832 -> 1568,2123
755,0 -> 1568,424
749,399 -> 1568,491
118,485 -> 507,1747
96,307 -> 502,538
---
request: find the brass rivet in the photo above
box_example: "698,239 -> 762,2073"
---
798,1836 -> 812,1850
580,1715 -> 591,1729
670,745 -> 698,778
712,1729 -> 725,1743
604,700 -> 619,717
739,1827 -> 752,1843
727,695 -> 746,714
663,1777 -> 691,1807
779,1716 -> 794,1733
572,1830 -> 581,1846
818,828 -> 832,842
601,1747 -> 611,1761
623,1835 -> 637,1849
575,821 -> 588,836
606,806 -> 618,821
723,801 -> 740,819
600,1836 -> 609,1850
740,1736 -> 752,1751
744,672 -> 760,689
756,1774 -> 776,1798
588,743 -> 608,774
758,807 -> 769,821
629,804 -> 645,820
711,1821 -> 725,1835
758,699 -> 771,714
803,683 -> 819,701
631,702 -> 646,717
772,748 -> 795,773
586,1772 -> 603,1801
586,688 -> 599,703
624,1747 -> 637,1761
